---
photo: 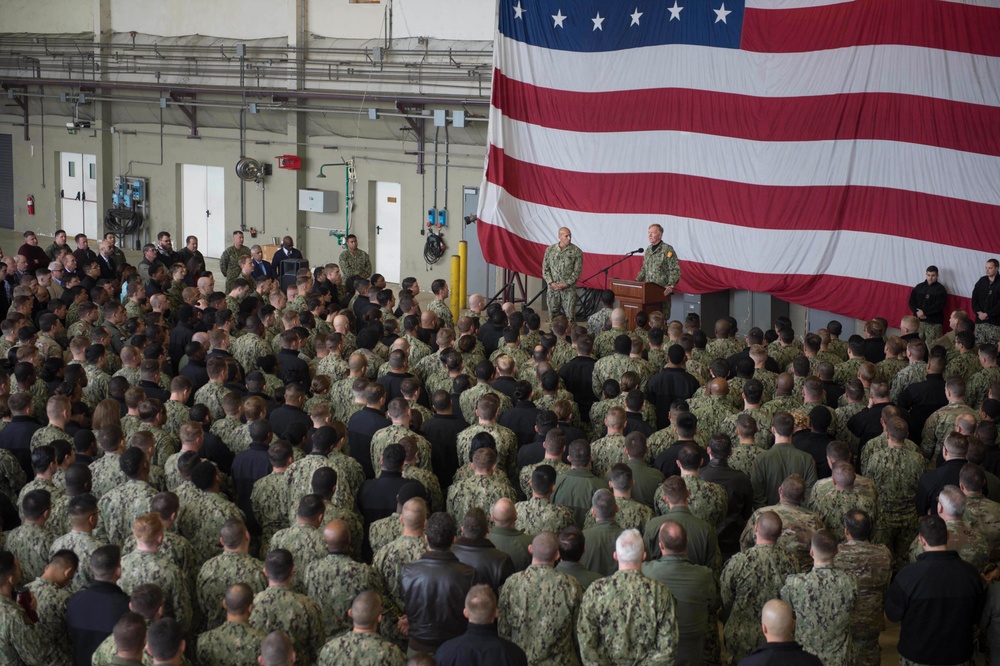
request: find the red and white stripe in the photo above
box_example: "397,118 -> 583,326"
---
478,0 -> 1000,322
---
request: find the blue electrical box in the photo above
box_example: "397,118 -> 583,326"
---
437,209 -> 448,227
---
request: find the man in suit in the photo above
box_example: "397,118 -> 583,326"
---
272,236 -> 304,277
250,245 -> 275,280
98,240 -> 118,280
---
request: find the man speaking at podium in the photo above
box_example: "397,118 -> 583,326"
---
636,223 -> 681,319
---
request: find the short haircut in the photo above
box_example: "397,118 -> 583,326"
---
919,514 -> 948,548
425,512 -> 458,550
264,549 -> 294,583
146,618 -> 182,662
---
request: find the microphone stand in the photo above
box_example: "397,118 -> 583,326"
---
582,249 -> 644,290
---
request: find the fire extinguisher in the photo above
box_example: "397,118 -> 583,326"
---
26,195 -> 35,216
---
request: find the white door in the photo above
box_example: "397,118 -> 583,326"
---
60,152 -> 91,238
82,154 -> 98,239
374,181 -> 401,284
182,165 -> 226,259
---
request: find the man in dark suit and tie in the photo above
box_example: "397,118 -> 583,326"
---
272,235 -> 304,277
98,239 -> 118,280
250,245 -> 275,280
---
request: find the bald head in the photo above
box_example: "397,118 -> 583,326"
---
761,599 -> 796,642
530,532 -> 560,565
491,498 -> 516,528
775,373 -> 794,396
707,378 -> 729,397
322,520 -> 351,553
610,308 -> 626,327
401,497 -> 428,532
223,583 -> 254,616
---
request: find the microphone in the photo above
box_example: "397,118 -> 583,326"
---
628,247 -> 644,255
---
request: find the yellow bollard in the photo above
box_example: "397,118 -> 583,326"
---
458,240 -> 468,314
450,254 -> 461,324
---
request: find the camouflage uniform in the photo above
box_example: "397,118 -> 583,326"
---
877,357 -> 908,384
370,425 -> 433,474
194,381 -> 230,421
306,553 -> 386,639
967,366 -> 1000,409
590,434 -> 627,479
3,523 -> 53,584
591,354 -> 647,398
98,479 -> 156,546
920,402 -> 978,461
372,534 -> 426,619
231,332 -> 272,374
490,344 -> 530,370
122,531 -> 199,595
456,423 -> 519,481
251,471 -> 291,554
635,241 -> 681,319
447,474 -> 518,522
284,453 -> 360,516
269,524 -> 327,593
29,424 -> 70,452
368,515 -> 403,556
402,465 -> 444,513
583,496 -> 653,533
83,363 -> 111,404
196,551 -> 268,630
514,497 -> 576,536
142,425 -> 179,469
177,491 -> 246,565
889,361 -> 928,403
577,569 -> 679,665
209,416 -> 244,452
945,350 -> 982,382
865,444 -> 926,569
780,565 -> 858,666
834,539 -> 892,666
219,245 -> 251,290
739,504 -> 825,573
964,493 -> 1000,563
120,549 -> 193,633
120,415 -> 142,440
806,485 -> 880,539
720,408 -> 774,451
498,564 -> 584,666
459,384 -> 514,426
250,585 -> 324,664
89,453 -> 125,499
645,428 -> 707,462
50,529 -> 105,594
908,519 -> 990,572
721,543 -> 798,663
196,621 -> 267,666
0,593 -> 45,665
687,395 -> 739,441
163,400 -> 190,437
315,353 -> 349,382
24,575 -> 72,665
317,631 -> 406,666
338,248 -> 372,280
655,476 -> 727,531
0,450 -> 25,504
427,298 -> 454,330
706,337 -> 744,363
593,327 -> 628,360
518,460 -> 570,499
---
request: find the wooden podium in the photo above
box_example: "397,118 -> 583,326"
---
610,279 -> 665,329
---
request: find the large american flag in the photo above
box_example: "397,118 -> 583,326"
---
477,0 -> 1000,323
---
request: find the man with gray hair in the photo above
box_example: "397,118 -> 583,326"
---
577,528 -> 679,664
908,484 -> 989,571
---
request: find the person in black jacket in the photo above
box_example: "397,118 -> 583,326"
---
268,384 -> 311,443
436,584 -> 528,666
400,512 -> 477,655
971,258 -> 1000,347
703,433 -> 753,558
451,508 -> 515,595
885,514 -> 985,666
557,333 -> 598,420
347,384 -> 392,479
497,381 -> 540,448
0,392 -> 42,479
915,432 -> 970,516
422,390 -> 465,492
276,330 -> 310,387
66,545 -> 131,666
908,265 -> 948,343
738,599 -> 821,666
645,344 -> 700,429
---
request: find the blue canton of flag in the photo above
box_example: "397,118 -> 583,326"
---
499,0 -> 745,52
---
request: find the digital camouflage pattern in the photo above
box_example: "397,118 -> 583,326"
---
498,564 -> 584,666
542,241 -> 583,320
721,543 -> 798,664
196,551 -> 268,631
908,519 -> 990,572
98,479 -> 156,547
269,524 -> 327,593
24,576 -> 71,665
251,471 -> 291,554
780,565 -> 859,666
514,498 -> 577,536
963,494 -> 1000,563
305,553 -> 386,639
119,549 -> 193,634
196,621 -> 267,666
3,524 -> 53,585
835,539 -> 892,666
50,529 -> 106,594
317,631 -> 405,666
577,569 -> 678,666
249,586 -> 324,666
447,474 -> 519,523
583,496 -> 653,533
740,504 -> 825,573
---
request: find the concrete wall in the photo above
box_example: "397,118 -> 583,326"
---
2,0 -> 94,34
2,119 -> 485,282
